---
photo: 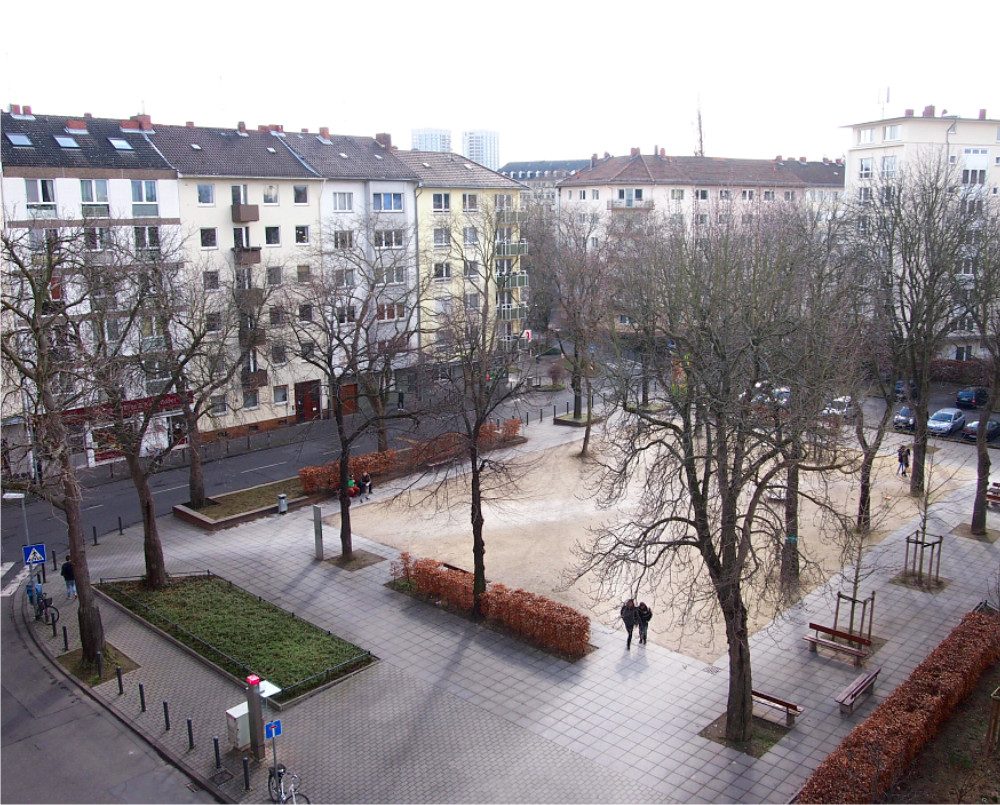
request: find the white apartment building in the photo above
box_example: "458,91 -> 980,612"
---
844,104 -> 1000,360
411,128 -> 452,153
462,131 -> 500,171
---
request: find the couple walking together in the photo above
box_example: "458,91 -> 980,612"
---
620,599 -> 652,649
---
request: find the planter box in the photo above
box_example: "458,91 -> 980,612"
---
553,414 -> 605,428
172,478 -> 327,531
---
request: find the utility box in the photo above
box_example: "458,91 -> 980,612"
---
226,702 -> 250,751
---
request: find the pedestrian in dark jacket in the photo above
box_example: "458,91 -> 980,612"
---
360,471 -> 372,501
60,555 -> 76,599
620,599 -> 638,649
636,602 -> 652,645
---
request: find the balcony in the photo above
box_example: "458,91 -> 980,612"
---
239,327 -> 267,347
496,210 -> 528,225
497,305 -> 528,321
498,272 -> 529,288
496,241 -> 529,257
235,286 -> 265,308
231,203 -> 260,223
607,199 -> 655,211
241,368 -> 269,388
233,246 -> 262,266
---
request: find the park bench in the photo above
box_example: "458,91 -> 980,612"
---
835,666 -> 881,716
751,690 -> 804,726
987,483 -> 1000,509
803,622 -> 872,668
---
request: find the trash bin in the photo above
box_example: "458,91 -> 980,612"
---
277,494 -> 288,515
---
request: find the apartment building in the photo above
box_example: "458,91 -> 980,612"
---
394,150 -> 529,355
461,131 -> 500,171
497,160 -> 590,208
411,128 -> 452,153
844,105 -> 1000,360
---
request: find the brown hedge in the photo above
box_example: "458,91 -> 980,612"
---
797,611 -> 1000,803
390,552 -> 590,659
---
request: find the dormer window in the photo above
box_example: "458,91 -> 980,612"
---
109,138 -> 133,151
54,135 -> 80,149
6,133 -> 32,147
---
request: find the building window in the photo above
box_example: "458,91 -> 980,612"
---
243,388 -> 259,409
265,226 -> 280,245
331,192 -> 353,211
374,229 -> 404,249
267,265 -> 283,286
496,193 -> 513,209
858,157 -> 873,179
6,132 -> 32,147
763,190 -> 775,201
465,293 -> 480,311
271,344 -> 287,364
962,169 -> 986,185
696,213 -> 708,225
432,193 -> 450,212
210,395 -> 227,415
300,342 -> 316,359
205,312 -> 222,332
463,226 -> 478,246
858,127 -> 874,144
719,189 -> 731,200
434,262 -> 452,280
109,138 -> 133,151
955,345 -> 973,361
293,185 -> 308,204
80,179 -> 109,217
858,187 -> 872,203
373,192 -> 403,211
197,183 -> 215,205
203,271 -> 220,290
694,189 -> 708,201
134,226 -> 160,254
591,189 -> 600,200
295,225 -> 309,244
375,265 -> 406,285
462,193 -> 478,212
233,226 -> 250,248
263,185 -> 279,205
232,184 -> 249,204
336,305 -> 356,324
784,191 -> 795,201
433,227 -> 450,248
297,265 -> 311,282
54,135 -> 80,149
883,124 -> 900,141
334,230 -> 353,250
131,180 -> 158,216
879,156 -> 897,178
578,190 -> 585,200
200,228 -> 218,249
335,268 -> 355,287
84,227 -> 109,252
376,303 -> 406,321
740,189 -> 754,201
25,179 -> 55,215
273,385 -> 289,404
670,189 -> 685,201
269,306 -> 285,325
298,304 -> 313,322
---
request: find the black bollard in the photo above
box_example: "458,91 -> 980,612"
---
62,625 -> 69,651
92,526 -> 98,546
187,718 -> 194,750
213,736 -> 222,770
96,650 -> 104,680
566,402 -> 570,414
51,615 -> 57,638
41,563 -> 46,583
163,700 -> 170,731
52,551 -> 58,571
539,408 -> 543,423
553,404 -> 556,418
118,516 -> 123,535
242,756 -> 250,791
116,666 -> 124,695
139,683 -> 146,712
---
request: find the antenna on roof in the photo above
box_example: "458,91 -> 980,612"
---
695,102 -> 705,157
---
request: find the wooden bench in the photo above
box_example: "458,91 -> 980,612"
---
803,622 -> 872,668
752,690 -> 804,726
835,666 -> 881,715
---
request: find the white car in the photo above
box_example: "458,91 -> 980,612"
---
926,408 -> 966,436
821,396 -> 858,422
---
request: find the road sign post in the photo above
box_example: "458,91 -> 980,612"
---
22,543 -> 46,567
265,719 -> 282,776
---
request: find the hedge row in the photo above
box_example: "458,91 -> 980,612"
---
390,552 -> 590,659
929,358 -> 992,385
298,420 -> 523,495
798,611 -> 1000,804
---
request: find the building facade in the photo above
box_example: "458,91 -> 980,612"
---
498,160 -> 590,208
411,128 -> 452,153
461,131 -> 500,171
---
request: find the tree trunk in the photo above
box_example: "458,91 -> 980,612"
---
470,448 -> 486,620
333,396 -> 354,560
571,341 -> 582,420
373,394 -> 389,453
719,586 -> 753,743
126,456 -> 168,589
781,445 -> 800,591
909,384 -> 930,497
184,406 -> 207,509
970,411 -> 992,535
580,377 -> 593,457
856,449 -> 873,533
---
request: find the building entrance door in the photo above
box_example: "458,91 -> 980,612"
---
294,380 -> 322,423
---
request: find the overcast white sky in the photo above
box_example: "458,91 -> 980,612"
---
2,0 -> 998,166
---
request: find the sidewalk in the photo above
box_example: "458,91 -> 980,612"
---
22,422 -> 1000,803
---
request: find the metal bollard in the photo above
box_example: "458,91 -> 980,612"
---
539,408 -> 543,423
213,737 -> 222,770
41,563 -> 47,583
51,616 -> 57,638
553,405 -> 556,418
139,683 -> 146,712
118,516 -> 124,535
96,650 -> 104,680
62,625 -> 69,651
92,526 -> 98,546
163,701 -> 170,731
52,552 -> 58,571
116,666 -> 124,695
566,402 -> 570,414
242,756 -> 250,791
187,718 -> 194,750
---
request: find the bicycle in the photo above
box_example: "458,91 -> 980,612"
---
29,586 -> 59,627
268,763 -> 310,804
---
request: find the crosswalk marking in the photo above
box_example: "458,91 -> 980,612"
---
1,564 -> 30,598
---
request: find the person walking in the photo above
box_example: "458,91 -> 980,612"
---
902,446 -> 911,478
361,471 -> 372,501
620,599 -> 638,650
897,445 -> 907,476
60,555 -> 76,600
636,601 -> 652,645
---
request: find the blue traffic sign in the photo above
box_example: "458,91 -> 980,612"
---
22,543 -> 46,566
265,720 -> 282,740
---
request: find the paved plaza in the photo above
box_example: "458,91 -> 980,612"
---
20,424 -> 1000,803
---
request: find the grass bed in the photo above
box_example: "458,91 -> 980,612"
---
100,575 -> 371,701
196,477 -> 305,520
58,642 -> 139,686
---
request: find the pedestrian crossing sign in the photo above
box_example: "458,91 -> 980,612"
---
22,543 -> 46,566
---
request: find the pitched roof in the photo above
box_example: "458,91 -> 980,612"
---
558,153 -> 844,189
147,124 -> 319,179
1,112 -> 174,172
497,159 -> 591,174
395,151 -> 525,189
283,132 -> 418,181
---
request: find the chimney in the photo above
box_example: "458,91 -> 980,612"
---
904,108 -> 914,117
237,121 -> 247,134
822,157 -> 829,164
131,113 -> 153,131
120,119 -> 140,130
23,105 -> 32,115
835,158 -> 844,165
980,108 -> 987,120
660,148 -> 666,157
270,124 -> 284,133
922,105 -> 935,117
8,104 -> 21,114
319,126 -> 330,139
185,121 -> 194,128
630,147 -> 640,157
603,152 -> 611,159
375,132 -> 392,149
591,152 -> 598,168
66,119 -> 87,132
301,128 -> 308,133
654,144 -> 658,156
84,112 -> 93,119
258,125 -> 269,132
775,155 -> 783,161
799,156 -> 807,163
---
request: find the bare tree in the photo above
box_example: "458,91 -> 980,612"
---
1,224 -> 106,662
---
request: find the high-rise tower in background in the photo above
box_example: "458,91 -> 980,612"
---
462,130 -> 499,170
411,128 -> 451,152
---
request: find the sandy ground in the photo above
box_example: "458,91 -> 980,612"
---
341,431 -> 984,664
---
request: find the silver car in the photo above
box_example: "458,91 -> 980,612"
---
926,407 -> 966,436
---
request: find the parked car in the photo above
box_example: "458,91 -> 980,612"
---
961,418 -> 1000,442
955,386 -> 989,409
894,379 -> 918,401
821,396 -> 858,422
926,407 -> 966,436
893,406 -> 916,432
